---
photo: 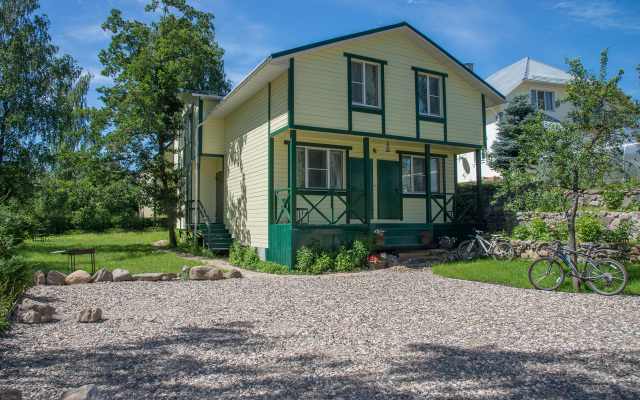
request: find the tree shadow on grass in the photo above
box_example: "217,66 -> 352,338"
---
2,324 -> 639,399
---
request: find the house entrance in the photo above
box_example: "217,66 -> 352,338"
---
377,160 -> 401,219
215,171 -> 223,222
348,158 -> 372,220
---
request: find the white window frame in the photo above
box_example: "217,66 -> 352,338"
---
298,146 -> 345,189
530,88 -> 556,111
418,73 -> 442,118
351,60 -> 380,109
402,156 -> 441,194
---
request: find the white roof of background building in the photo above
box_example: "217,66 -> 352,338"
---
485,57 -> 571,97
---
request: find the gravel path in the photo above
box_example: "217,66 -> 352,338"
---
2,268 -> 640,399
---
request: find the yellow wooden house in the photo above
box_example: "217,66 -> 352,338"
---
175,22 -> 505,267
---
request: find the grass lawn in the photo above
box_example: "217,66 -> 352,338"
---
16,230 -> 212,276
433,258 -> 640,296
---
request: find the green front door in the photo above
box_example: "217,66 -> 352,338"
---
349,158 -> 372,221
377,160 -> 401,219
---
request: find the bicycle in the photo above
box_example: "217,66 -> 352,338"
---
457,229 -> 515,262
528,240 -> 628,296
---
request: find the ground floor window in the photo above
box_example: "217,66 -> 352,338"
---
402,155 -> 441,193
296,146 -> 344,189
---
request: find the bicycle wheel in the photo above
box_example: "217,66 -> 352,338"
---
491,243 -> 515,262
457,240 -> 478,261
528,258 -> 565,291
586,259 -> 628,296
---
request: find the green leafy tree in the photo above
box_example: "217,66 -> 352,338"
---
487,93 -> 536,172
503,49 -> 640,291
98,0 -> 230,247
0,0 -> 83,200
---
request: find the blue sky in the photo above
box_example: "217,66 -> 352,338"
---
40,0 -> 640,107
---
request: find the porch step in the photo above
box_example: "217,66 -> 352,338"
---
194,222 -> 233,251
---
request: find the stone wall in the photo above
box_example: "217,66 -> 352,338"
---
509,240 -> 640,263
458,185 -> 640,236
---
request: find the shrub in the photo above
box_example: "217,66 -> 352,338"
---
529,218 -> 550,241
258,261 -> 291,275
602,188 -> 625,210
602,220 -> 635,245
296,245 -> 316,273
510,225 -> 531,240
548,221 -> 568,241
627,199 -> 640,212
229,241 -> 289,274
228,240 -> 246,266
334,248 -> 356,272
575,214 -> 604,243
311,251 -> 335,274
242,247 -> 261,269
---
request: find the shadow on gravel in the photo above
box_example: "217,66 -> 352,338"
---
3,323 -> 640,399
391,342 -> 640,399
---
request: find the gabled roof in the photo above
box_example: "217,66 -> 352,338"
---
486,57 -> 571,97
209,22 -> 505,118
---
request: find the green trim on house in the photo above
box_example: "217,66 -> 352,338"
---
198,99 -> 203,156
345,53 -> 386,135
268,82 -> 271,135
453,155 -> 459,194
284,141 -> 352,151
200,153 -> 224,158
363,138 -> 371,226
425,144 -> 432,223
482,94 -> 487,148
475,149 -> 483,224
397,150 -> 448,158
268,137 -> 274,226
411,66 -> 448,78
289,130 -> 297,231
344,52 -> 388,65
288,58 -> 294,127
269,125 -> 290,138
413,67 -> 447,141
292,124 -> 483,148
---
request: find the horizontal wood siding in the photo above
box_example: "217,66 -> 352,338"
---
352,112 -> 382,134
198,157 -> 222,221
224,86 -> 269,248
202,117 -> 224,154
270,72 -> 289,132
293,31 -> 484,145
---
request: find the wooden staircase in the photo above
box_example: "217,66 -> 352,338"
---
197,222 -> 233,251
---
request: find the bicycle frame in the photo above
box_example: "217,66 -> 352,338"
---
550,246 -> 606,282
469,234 -> 498,254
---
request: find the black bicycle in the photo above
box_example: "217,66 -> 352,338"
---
528,240 -> 628,296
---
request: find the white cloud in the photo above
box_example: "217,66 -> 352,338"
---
552,1 -> 640,31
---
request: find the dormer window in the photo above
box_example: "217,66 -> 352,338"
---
351,60 -> 380,108
531,89 -> 555,111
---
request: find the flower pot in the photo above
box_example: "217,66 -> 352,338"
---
420,235 -> 431,244
374,237 -> 385,246
369,261 -> 387,270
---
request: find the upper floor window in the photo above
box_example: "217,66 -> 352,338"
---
296,146 -> 344,189
351,60 -> 379,108
418,74 -> 442,117
531,90 -> 555,111
401,155 -> 441,194
183,112 -> 192,146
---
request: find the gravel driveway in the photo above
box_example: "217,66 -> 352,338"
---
2,267 -> 639,399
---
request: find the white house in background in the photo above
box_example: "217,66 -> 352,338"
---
457,57 -> 571,182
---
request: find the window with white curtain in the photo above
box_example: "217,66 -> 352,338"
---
296,147 -> 344,189
402,156 -> 441,193
531,89 -> 555,111
418,74 -> 442,117
351,60 -> 379,108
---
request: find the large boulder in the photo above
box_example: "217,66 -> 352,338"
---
46,270 -> 67,286
92,268 -> 112,283
112,269 -> 132,282
132,273 -> 164,281
65,270 -> 92,285
59,384 -> 104,400
73,308 -> 102,323
189,266 -> 223,280
33,270 -> 46,285
19,299 -> 55,323
223,269 -> 242,279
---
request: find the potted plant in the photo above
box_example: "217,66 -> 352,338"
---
373,229 -> 386,245
438,235 -> 457,250
420,230 -> 432,244
367,252 -> 387,269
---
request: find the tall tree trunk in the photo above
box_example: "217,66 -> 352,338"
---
567,189 -> 581,292
158,142 -> 177,247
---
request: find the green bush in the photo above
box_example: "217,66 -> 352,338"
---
228,240 -> 246,266
529,218 -> 550,241
311,251 -> 335,274
510,225 -> 531,240
229,241 -> 289,274
548,221 -> 568,241
602,188 -> 625,210
296,245 -> 316,274
627,199 -> 640,212
602,220 -> 635,245
334,248 -> 356,272
242,247 -> 261,269
575,214 -> 604,243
